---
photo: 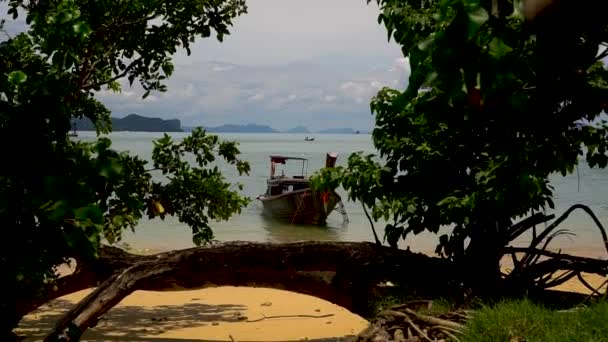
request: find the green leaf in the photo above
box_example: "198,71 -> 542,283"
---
161,63 -> 174,77
75,205 -> 104,224
72,22 -> 92,38
7,70 -> 27,84
466,5 -> 489,37
488,37 -> 513,58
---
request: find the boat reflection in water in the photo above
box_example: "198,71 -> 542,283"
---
260,214 -> 348,242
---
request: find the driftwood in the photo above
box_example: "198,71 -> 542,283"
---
503,204 -> 608,293
362,300 -> 468,342
43,241 -> 454,341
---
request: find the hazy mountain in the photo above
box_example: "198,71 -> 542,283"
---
205,123 -> 279,133
316,127 -> 356,134
286,126 -> 311,133
73,114 -> 182,132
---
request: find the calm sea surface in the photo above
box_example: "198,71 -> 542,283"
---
77,131 -> 608,258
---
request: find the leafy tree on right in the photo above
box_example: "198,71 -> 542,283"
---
313,0 -> 608,294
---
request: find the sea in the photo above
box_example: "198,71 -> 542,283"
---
76,131 -> 608,259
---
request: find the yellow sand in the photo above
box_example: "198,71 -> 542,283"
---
17,287 -> 369,342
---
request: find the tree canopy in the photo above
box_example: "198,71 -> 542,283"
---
313,0 -> 608,288
0,0 -> 249,337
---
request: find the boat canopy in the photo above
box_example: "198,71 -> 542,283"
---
269,155 -> 308,178
269,155 -> 308,164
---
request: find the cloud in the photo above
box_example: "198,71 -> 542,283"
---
178,0 -> 401,66
1,0 -> 408,131
211,65 -> 235,72
248,93 -> 265,101
339,80 -> 385,104
94,56 -> 409,130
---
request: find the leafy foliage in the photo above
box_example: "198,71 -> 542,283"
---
0,0 -> 248,336
313,0 -> 608,283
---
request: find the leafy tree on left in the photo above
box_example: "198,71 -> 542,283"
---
0,0 -> 249,338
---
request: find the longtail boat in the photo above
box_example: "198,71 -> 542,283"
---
257,153 -> 343,225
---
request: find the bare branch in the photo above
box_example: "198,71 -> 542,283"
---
521,204 -> 608,267
82,60 -> 140,91
246,314 -> 334,323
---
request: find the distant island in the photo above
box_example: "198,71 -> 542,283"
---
286,126 -> 311,133
185,124 -> 364,134
77,118 -> 367,134
73,114 -> 182,132
204,123 -> 279,133
317,128 -> 357,134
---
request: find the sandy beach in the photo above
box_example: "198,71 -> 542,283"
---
17,287 -> 369,342
16,273 -> 606,342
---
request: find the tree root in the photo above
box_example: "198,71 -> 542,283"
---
503,204 -> 608,297
359,300 -> 468,341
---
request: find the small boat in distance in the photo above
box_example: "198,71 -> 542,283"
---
257,153 -> 343,225
304,136 -> 315,141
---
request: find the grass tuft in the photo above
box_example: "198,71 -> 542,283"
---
461,299 -> 608,342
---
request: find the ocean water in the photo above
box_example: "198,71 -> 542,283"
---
77,131 -> 608,258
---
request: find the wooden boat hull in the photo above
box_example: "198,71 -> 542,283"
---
258,188 -> 340,225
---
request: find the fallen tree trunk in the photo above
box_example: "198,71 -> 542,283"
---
38,240 -> 608,341
16,245 -> 142,318
44,241 -> 455,341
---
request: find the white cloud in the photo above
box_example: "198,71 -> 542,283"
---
212,65 -> 235,72
339,81 -> 374,103
371,80 -> 383,89
248,93 -> 265,101
179,0 -> 400,66
174,83 -> 195,98
393,57 -> 410,72
0,0 -> 409,130
196,86 -> 242,112
95,57 -> 409,130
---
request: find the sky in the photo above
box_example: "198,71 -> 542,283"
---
2,0 -> 408,131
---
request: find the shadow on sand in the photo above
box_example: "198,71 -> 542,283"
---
18,298 -> 356,342
18,298 -> 248,342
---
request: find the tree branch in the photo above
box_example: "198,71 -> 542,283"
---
520,204 -> 608,267
82,59 -> 139,91
362,202 -> 382,246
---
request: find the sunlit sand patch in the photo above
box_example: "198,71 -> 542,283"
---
17,286 -> 369,342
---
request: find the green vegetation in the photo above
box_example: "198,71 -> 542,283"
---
462,299 -> 608,342
0,0 -> 249,338
313,0 -> 608,293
